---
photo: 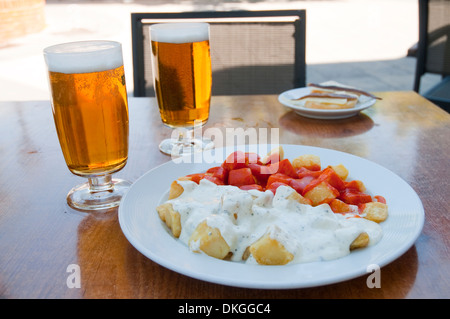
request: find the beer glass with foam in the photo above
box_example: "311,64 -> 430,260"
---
44,40 -> 131,211
150,23 -> 213,156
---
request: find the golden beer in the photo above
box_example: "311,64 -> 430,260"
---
151,23 -> 212,128
45,41 -> 129,177
49,66 -> 129,176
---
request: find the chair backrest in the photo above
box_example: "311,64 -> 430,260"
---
414,0 -> 450,91
131,10 -> 306,97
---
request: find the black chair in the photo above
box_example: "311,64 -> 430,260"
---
413,0 -> 450,112
131,10 -> 306,97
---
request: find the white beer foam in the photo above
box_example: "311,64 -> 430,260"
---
150,23 -> 209,44
44,40 -> 123,74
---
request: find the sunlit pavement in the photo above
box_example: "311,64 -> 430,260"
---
0,0 -> 438,101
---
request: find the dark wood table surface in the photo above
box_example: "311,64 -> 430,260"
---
0,91 -> 449,299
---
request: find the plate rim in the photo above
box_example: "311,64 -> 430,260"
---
118,144 -> 425,289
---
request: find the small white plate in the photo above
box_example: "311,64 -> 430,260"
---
118,144 -> 424,289
278,87 -> 377,119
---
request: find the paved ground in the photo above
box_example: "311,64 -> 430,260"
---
0,0 -> 440,101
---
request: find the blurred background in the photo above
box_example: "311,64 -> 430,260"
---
0,0 -> 440,101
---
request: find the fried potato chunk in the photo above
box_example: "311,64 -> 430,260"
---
361,202 -> 388,223
168,177 -> 192,199
242,246 -> 251,261
328,164 -> 349,181
303,181 -> 339,206
286,189 -> 312,205
249,232 -> 294,265
189,221 -> 230,260
261,146 -> 284,164
292,154 -> 321,171
156,203 -> 182,238
350,232 -> 370,250
346,180 -> 366,192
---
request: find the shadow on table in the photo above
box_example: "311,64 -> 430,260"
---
279,110 -> 375,138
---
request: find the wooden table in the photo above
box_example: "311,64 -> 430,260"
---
0,92 -> 449,299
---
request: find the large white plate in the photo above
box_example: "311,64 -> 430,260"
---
278,87 -> 377,119
118,144 -> 424,289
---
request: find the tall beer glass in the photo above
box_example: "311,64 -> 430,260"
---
44,40 -> 130,211
150,23 -> 213,155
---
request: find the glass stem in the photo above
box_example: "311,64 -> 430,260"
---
88,175 -> 114,193
176,128 -> 194,147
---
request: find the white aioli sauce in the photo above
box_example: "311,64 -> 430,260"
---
166,179 -> 383,265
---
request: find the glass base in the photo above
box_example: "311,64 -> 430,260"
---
159,137 -> 214,156
67,176 -> 131,211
